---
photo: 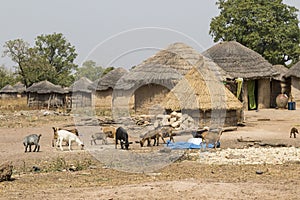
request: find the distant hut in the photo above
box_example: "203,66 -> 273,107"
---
0,85 -> 17,99
271,65 -> 290,107
13,82 -> 26,98
284,61 -> 300,103
69,77 -> 92,108
114,42 -> 230,115
163,67 -> 243,127
204,41 -> 278,110
89,68 -> 128,111
26,80 -> 67,109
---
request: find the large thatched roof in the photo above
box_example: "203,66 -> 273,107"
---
139,42 -> 229,79
203,41 -> 277,79
26,80 -> 66,94
163,67 -> 243,111
13,82 -> 26,93
0,84 -> 17,93
90,68 -> 128,91
285,61 -> 300,78
70,77 -> 93,93
272,65 -> 288,81
114,64 -> 183,91
114,43 -> 230,91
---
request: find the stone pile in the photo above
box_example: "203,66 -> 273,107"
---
155,111 -> 197,130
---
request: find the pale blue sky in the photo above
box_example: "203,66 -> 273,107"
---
0,0 -> 299,70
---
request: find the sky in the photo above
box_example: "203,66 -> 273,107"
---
0,0 -> 299,70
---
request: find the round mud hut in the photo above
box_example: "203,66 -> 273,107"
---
284,61 -> 300,104
0,84 -> 17,99
203,41 -> 278,110
69,77 -> 93,108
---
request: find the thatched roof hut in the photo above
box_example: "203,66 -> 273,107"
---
0,84 -> 17,99
284,61 -> 300,103
26,80 -> 67,109
90,68 -> 128,113
69,77 -> 93,108
12,82 -> 26,97
163,68 -> 243,127
204,41 -> 277,110
113,42 -> 231,115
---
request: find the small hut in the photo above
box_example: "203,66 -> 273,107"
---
204,41 -> 278,110
0,85 -> 17,99
89,67 -> 128,111
26,80 -> 67,109
271,65 -> 290,107
69,77 -> 93,108
284,61 -> 300,103
13,82 -> 26,98
163,67 -> 243,127
113,42 -> 230,115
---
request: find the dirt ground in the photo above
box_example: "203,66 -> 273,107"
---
1,108 -> 300,199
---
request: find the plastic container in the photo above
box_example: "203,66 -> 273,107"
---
288,102 -> 296,110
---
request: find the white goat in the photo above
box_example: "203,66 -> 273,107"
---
55,129 -> 84,151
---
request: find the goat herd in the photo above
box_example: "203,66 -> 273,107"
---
22,125 -> 179,153
22,123 -> 227,153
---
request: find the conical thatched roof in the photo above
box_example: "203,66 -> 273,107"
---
13,82 -> 26,93
139,42 -> 229,79
272,65 -> 288,81
163,67 -> 243,111
285,61 -> 300,78
203,41 -> 277,79
70,77 -> 93,93
0,84 -> 17,93
114,43 -> 230,91
90,68 -> 128,91
26,80 -> 66,94
114,64 -> 183,91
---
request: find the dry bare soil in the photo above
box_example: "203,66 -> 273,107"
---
1,108 -> 300,200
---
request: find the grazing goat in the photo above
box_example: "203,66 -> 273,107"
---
23,134 -> 42,153
102,126 -> 116,139
140,129 -> 166,147
52,127 -> 79,147
54,129 -> 84,151
90,132 -> 108,145
161,127 -> 176,143
290,127 -> 299,138
200,129 -> 223,149
115,127 -> 131,150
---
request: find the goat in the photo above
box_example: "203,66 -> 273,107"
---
115,127 -> 131,150
102,126 -> 116,139
200,129 -> 223,149
54,129 -> 84,151
52,127 -> 79,147
23,134 -> 42,153
161,126 -> 176,143
90,132 -> 108,145
140,129 -> 166,147
290,127 -> 299,138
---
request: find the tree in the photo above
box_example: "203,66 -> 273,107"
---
209,0 -> 300,66
102,67 -> 114,77
35,32 -> 78,86
74,60 -> 104,81
0,65 -> 17,89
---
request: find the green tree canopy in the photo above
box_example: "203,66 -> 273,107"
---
74,60 -> 104,81
0,65 -> 16,89
3,33 -> 78,87
209,0 -> 300,66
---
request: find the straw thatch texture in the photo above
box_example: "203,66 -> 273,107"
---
0,85 -> 17,93
285,61 -> 300,78
90,68 -> 128,91
203,41 -> 277,79
13,82 -> 26,93
272,65 -> 288,81
163,68 -> 243,111
26,80 -> 66,94
70,77 -> 92,93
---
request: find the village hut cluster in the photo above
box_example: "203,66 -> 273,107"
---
1,41 -> 299,128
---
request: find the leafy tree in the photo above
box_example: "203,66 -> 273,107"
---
74,60 -> 104,81
0,65 -> 17,89
35,32 -> 78,86
209,0 -> 300,66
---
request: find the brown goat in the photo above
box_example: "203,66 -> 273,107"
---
140,129 -> 166,147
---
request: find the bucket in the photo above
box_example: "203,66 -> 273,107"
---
288,102 -> 296,110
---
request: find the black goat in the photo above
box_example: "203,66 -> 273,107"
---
115,127 -> 131,150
